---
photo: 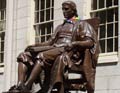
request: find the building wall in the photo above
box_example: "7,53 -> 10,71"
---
1,0 -> 35,91
95,63 -> 120,93
0,0 -> 120,93
0,73 -> 4,93
95,0 -> 120,92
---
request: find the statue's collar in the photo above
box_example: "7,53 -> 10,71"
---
64,16 -> 80,24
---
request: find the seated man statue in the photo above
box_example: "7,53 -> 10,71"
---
9,0 -> 98,93
47,1 -> 99,93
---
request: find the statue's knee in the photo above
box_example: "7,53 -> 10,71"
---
36,53 -> 44,59
17,52 -> 31,63
36,53 -> 45,67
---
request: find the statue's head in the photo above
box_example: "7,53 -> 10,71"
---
62,1 -> 78,19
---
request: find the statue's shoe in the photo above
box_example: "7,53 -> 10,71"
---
9,85 -> 17,91
8,84 -> 30,92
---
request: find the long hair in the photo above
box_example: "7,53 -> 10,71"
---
74,9 -> 78,17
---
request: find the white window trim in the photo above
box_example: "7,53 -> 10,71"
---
0,0 -> 6,73
91,0 -> 118,63
98,52 -> 118,63
0,63 -> 4,73
34,0 -> 54,43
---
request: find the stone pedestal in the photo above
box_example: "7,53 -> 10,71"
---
2,92 -> 31,93
2,91 -> 57,93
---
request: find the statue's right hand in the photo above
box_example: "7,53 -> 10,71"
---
25,45 -> 35,51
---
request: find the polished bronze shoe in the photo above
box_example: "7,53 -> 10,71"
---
16,84 -> 30,92
9,85 -> 19,92
9,84 -> 31,92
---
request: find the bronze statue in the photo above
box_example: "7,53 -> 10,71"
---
46,1 -> 100,93
8,1 -> 99,93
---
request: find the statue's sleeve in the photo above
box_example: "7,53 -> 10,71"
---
78,21 -> 98,54
78,21 -> 96,43
72,21 -> 97,50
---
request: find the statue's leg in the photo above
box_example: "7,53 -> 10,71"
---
83,50 -> 96,93
8,62 -> 28,92
83,68 -> 95,93
25,47 -> 64,91
39,67 -> 51,93
9,52 -> 35,91
86,74 -> 95,93
48,54 -> 67,93
57,83 -> 64,93
25,60 -> 43,89
17,62 -> 28,87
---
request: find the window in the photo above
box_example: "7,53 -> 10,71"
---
34,0 -> 54,43
91,0 -> 118,53
0,0 -> 6,66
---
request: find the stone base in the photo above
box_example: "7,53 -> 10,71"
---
3,91 -> 65,93
2,92 -> 31,93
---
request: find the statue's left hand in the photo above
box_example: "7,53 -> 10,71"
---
64,42 -> 72,51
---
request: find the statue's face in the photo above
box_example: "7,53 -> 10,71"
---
62,4 -> 74,19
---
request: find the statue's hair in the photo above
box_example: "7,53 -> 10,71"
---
62,0 -> 78,17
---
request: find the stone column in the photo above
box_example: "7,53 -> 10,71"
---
3,0 -> 15,91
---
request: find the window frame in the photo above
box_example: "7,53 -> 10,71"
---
91,0 -> 119,63
0,0 -> 6,73
34,0 -> 54,43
